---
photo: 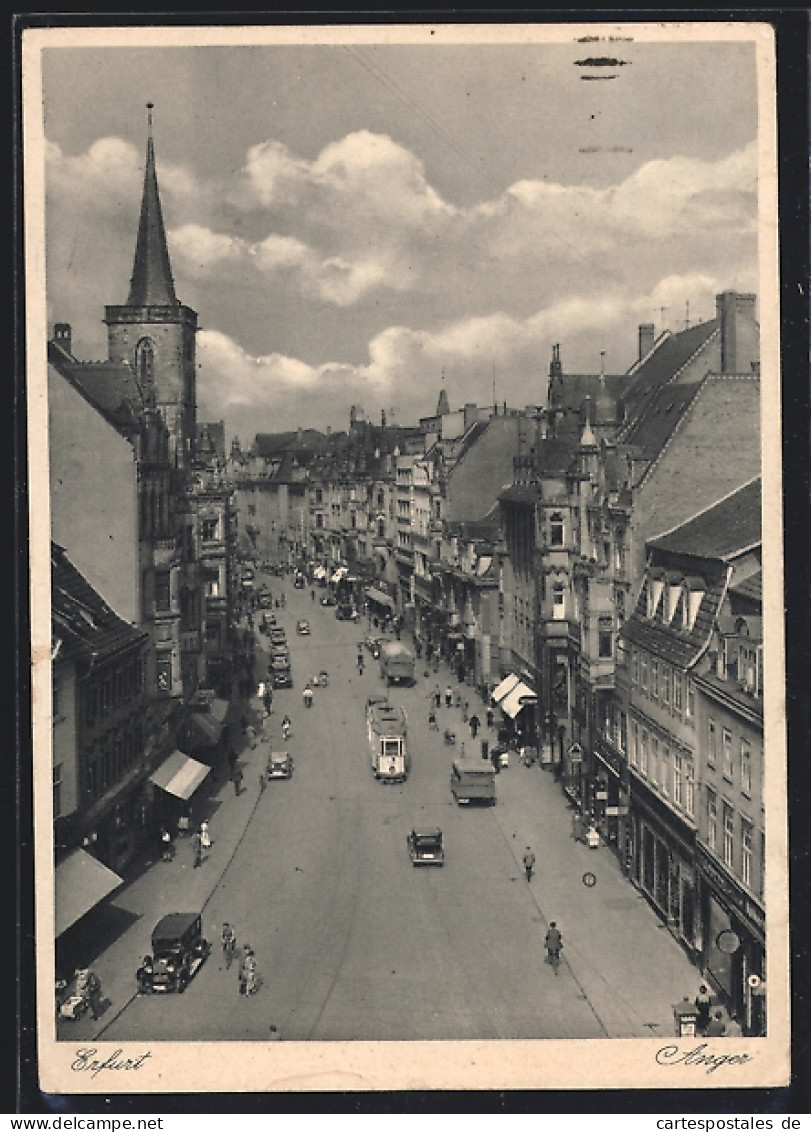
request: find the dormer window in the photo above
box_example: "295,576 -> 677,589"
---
645,568 -> 664,619
663,571 -> 681,624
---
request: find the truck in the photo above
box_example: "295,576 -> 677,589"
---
379,640 -> 416,687
450,758 -> 496,806
366,695 -> 410,782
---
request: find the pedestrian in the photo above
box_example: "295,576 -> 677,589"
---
259,768 -> 267,794
695,984 -> 712,1034
571,811 -> 585,843
491,748 -> 500,774
75,968 -> 102,1020
191,830 -> 203,868
311,588 -> 315,602
428,709 -> 438,730
723,1013 -> 743,1038
227,748 -> 238,777
454,690 -> 462,710
232,766 -> 243,796
462,700 -> 469,723
705,1009 -> 727,1037
221,922 -> 236,969
469,714 -> 480,738
357,653 -> 365,675
200,821 -> 211,854
445,685 -> 453,708
522,846 -> 536,882
268,1024 -> 281,1040
459,741 -> 466,759
433,686 -> 441,709
486,707 -> 495,729
160,826 -> 173,862
263,687 -> 273,716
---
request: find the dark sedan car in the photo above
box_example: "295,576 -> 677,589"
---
407,827 -> 445,866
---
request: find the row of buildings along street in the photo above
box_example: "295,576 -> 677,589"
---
47,115 -> 766,1038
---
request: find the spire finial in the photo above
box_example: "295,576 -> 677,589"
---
147,102 -> 154,130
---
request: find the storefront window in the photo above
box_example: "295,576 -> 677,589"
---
684,758 -> 695,816
722,728 -> 733,780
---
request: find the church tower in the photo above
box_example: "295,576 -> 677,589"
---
104,105 -> 198,469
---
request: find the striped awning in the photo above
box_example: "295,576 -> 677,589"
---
150,751 -> 211,801
55,849 -> 123,937
210,698 -> 229,723
500,681 -> 537,719
366,588 -> 395,610
492,673 -> 521,704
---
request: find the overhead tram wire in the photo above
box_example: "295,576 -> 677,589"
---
341,44 -> 616,285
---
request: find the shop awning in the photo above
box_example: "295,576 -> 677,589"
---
55,849 -> 123,937
210,698 -> 229,724
331,567 -> 348,583
501,681 -> 537,719
150,751 -> 211,800
366,588 -> 395,610
313,566 -> 327,579
189,712 -> 222,747
492,673 -> 521,703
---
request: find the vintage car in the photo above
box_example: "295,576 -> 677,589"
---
266,750 -> 294,779
269,627 -> 287,646
320,593 -> 337,607
258,592 -> 273,610
335,603 -> 358,621
271,656 -> 293,688
296,619 -> 311,635
138,912 -> 211,994
407,827 -> 445,866
293,573 -> 306,589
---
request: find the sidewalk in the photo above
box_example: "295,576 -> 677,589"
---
56,668 -> 274,1041
58,638 -> 698,1043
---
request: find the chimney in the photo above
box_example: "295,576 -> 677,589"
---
638,323 -> 655,360
463,402 -> 478,429
716,291 -> 758,374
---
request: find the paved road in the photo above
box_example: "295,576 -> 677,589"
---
66,569 -> 698,1043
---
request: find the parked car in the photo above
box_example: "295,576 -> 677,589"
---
258,592 -> 273,610
269,628 -> 287,645
266,750 -> 294,779
296,619 -> 311,635
335,603 -> 358,621
271,656 -> 293,688
320,593 -> 337,607
293,574 -> 305,589
137,912 -> 210,994
407,827 -> 445,866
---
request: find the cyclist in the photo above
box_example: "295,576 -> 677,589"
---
544,922 -> 562,974
221,922 -> 236,969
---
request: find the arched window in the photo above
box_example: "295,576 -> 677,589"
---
135,338 -> 155,392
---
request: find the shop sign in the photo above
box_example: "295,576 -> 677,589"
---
605,805 -> 628,817
595,789 -> 608,801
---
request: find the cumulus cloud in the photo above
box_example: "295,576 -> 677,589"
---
45,127 -> 758,438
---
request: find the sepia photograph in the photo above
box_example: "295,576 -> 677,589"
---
23,19 -> 789,1095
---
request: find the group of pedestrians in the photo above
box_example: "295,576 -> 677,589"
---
693,982 -> 743,1038
221,923 -> 263,997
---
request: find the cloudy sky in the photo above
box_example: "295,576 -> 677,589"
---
36,25 -> 763,441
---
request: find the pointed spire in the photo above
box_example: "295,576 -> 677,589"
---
128,104 -> 177,306
436,369 -> 450,416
